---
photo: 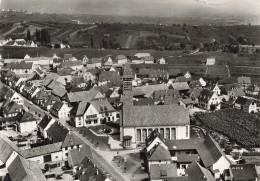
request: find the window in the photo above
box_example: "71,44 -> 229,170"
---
182,165 -> 186,169
94,120 -> 98,124
55,156 -> 58,159
186,126 -> 189,138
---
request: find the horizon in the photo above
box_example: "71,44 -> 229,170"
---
1,0 -> 260,18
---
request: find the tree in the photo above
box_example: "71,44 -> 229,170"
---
27,29 -> 31,41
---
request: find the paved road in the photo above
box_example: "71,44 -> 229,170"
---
1,81 -> 127,181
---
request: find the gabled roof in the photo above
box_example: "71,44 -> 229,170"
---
71,76 -> 85,86
234,96 -> 255,107
60,60 -> 83,68
98,71 -> 121,82
148,144 -> 171,161
186,161 -> 215,181
177,154 -> 200,163
38,114 -> 54,129
171,82 -> 190,91
189,88 -> 203,98
8,155 -> 47,181
50,101 -> 64,111
68,145 -> 94,167
197,134 -> 228,168
168,69 -> 181,76
20,142 -> 62,158
0,133 -> 19,163
133,84 -> 168,96
66,89 -> 103,103
230,88 -> 245,97
198,89 -> 215,102
122,104 -> 189,127
75,101 -> 89,116
164,139 -> 202,151
247,84 -> 260,92
150,164 -> 178,180
62,131 -> 83,148
51,86 -> 67,98
114,54 -> 127,61
230,164 -> 257,180
3,101 -> 22,114
17,112 -> 37,123
90,99 -> 116,113
46,121 -> 68,143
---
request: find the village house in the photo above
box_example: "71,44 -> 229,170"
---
212,84 -> 221,96
2,101 -> 23,118
20,142 -> 63,166
58,60 -> 84,71
50,101 -> 71,119
15,112 -> 38,133
61,131 -> 83,161
46,121 -> 69,143
224,164 -> 258,181
114,54 -> 128,65
234,96 -> 258,113
4,89 -> 24,105
66,89 -> 105,104
88,57 -> 103,68
186,161 -> 215,181
246,84 -> 260,96
197,134 -> 234,179
228,87 -> 245,101
42,94 -> 60,111
157,57 -> 166,64
7,155 -> 47,181
98,71 -> 121,86
0,133 -> 20,168
73,99 -> 118,127
77,68 -> 98,82
237,76 -> 251,90
4,61 -> 35,75
103,56 -> 114,69
189,88 -> 203,105
179,98 -> 194,109
198,89 -> 221,110
71,76 -> 87,88
38,114 -> 56,138
206,57 -> 216,65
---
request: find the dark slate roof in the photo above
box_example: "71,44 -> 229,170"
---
38,114 -> 54,129
60,60 -> 83,69
122,104 -> 189,127
90,99 -> 116,113
17,112 -> 37,123
197,134 -> 228,168
168,69 -> 181,76
230,164 -> 257,181
198,89 -> 215,102
8,155 -> 47,181
171,82 -> 190,91
3,101 -> 22,114
165,139 -> 202,151
46,121 -> 68,143
98,71 -> 121,82
0,133 -> 19,163
150,164 -> 178,180
66,89 -> 103,103
177,154 -> 200,163
20,142 -> 62,158
133,98 -> 155,106
61,131 -> 83,148
148,144 -> 171,161
231,88 -> 245,97
51,86 -> 67,98
50,101 -> 63,111
186,161 -> 215,181
234,96 -> 255,107
68,145 -> 94,167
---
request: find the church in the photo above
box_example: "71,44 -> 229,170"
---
120,64 -> 190,148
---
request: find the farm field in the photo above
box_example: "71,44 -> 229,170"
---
194,109 -> 260,148
207,65 -> 229,77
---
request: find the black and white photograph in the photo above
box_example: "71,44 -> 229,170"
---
0,0 -> 260,180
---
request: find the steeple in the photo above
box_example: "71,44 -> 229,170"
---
121,63 -> 133,106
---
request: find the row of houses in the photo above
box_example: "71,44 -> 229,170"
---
141,130 -> 259,181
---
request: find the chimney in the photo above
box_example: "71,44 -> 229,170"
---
68,129 -> 71,135
96,169 -> 99,175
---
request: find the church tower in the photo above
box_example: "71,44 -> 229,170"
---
121,63 -> 133,105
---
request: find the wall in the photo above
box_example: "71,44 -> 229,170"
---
176,126 -> 190,140
213,156 -> 231,179
20,121 -> 37,133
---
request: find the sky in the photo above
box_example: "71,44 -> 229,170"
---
1,0 -> 260,17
